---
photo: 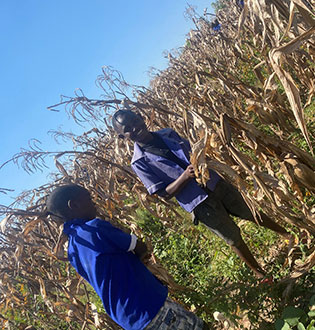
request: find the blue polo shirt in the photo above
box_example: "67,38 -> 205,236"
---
63,218 -> 168,330
131,128 -> 221,212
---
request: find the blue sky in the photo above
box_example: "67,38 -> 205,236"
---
0,0 -> 214,207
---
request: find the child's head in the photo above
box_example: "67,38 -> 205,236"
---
112,109 -> 149,142
46,184 -> 96,221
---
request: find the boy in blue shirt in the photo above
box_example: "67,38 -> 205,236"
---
46,184 -> 209,330
112,109 -> 290,279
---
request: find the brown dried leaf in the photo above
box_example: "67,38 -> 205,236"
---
284,154 -> 315,192
22,217 -> 41,237
269,27 -> 315,154
0,215 -> 11,233
54,156 -> 69,178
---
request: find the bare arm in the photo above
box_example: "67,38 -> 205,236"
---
164,164 -> 195,198
134,240 -> 150,262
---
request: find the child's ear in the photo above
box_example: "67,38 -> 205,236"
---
68,199 -> 77,210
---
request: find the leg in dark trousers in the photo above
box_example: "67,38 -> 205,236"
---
252,212 -> 289,238
218,180 -> 289,237
193,196 -> 266,278
232,239 -> 265,278
194,180 -> 291,278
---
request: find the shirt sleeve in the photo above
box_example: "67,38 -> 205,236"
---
128,234 -> 138,252
93,221 -> 136,253
132,160 -> 167,195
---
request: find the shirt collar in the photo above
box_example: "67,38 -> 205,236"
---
63,218 -> 90,234
131,129 -> 176,164
131,143 -> 144,164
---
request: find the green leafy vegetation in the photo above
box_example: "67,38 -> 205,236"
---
134,206 -> 314,329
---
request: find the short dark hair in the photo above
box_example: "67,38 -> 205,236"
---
112,109 -> 143,132
46,184 -> 89,219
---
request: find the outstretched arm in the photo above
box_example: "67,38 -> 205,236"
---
134,240 -> 150,262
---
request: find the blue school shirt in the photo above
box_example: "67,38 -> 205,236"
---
212,22 -> 221,32
63,218 -> 168,330
131,128 -> 221,213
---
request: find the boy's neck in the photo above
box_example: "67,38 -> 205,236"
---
137,131 -> 154,146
